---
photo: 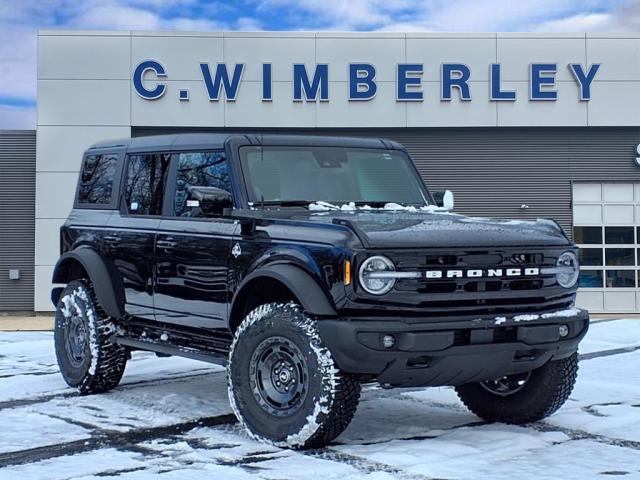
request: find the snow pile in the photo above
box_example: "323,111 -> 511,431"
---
308,201 -> 450,213
513,307 -> 582,323
490,307 -> 582,325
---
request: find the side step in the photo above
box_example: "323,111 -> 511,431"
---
116,337 -> 228,367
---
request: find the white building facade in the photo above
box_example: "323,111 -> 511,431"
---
33,30 -> 640,313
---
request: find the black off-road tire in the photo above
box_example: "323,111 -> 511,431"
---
54,279 -> 128,394
455,353 -> 579,424
228,302 -> 361,449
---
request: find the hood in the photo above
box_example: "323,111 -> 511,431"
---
259,208 -> 571,249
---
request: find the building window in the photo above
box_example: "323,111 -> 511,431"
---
574,226 -> 602,244
173,151 -> 231,217
77,154 -> 117,205
605,226 -> 634,244
124,153 -> 171,215
573,225 -> 638,290
579,270 -> 603,288
606,270 -> 635,288
605,248 -> 634,266
579,248 -> 603,266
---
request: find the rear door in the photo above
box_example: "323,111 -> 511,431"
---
103,152 -> 171,320
153,150 -> 239,330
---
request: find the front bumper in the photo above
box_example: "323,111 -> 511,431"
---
317,307 -> 589,388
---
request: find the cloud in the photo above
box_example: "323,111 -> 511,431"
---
0,25 -> 36,101
0,0 -> 638,130
0,104 -> 36,129
534,1 -> 640,32
254,0 -> 417,30
69,4 -> 163,30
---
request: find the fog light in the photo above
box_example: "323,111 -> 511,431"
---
382,334 -> 396,349
559,324 -> 569,338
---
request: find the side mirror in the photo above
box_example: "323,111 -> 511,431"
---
186,186 -> 233,217
432,190 -> 454,211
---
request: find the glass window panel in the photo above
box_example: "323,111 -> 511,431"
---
174,151 -> 231,217
605,270 -> 635,288
77,154 -> 117,205
579,270 -> 603,288
605,248 -> 635,266
605,226 -> 634,244
239,146 -> 427,205
573,226 -> 602,244
579,248 -> 603,266
124,153 -> 171,216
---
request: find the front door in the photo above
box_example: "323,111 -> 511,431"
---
153,150 -> 239,330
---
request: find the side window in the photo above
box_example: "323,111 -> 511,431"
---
174,151 -> 231,217
77,154 -> 118,205
124,153 -> 171,215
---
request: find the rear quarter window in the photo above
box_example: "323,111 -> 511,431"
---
77,154 -> 118,205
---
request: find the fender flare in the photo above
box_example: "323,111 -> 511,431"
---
230,263 -> 338,322
52,247 -> 125,319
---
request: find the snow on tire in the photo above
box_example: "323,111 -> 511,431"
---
54,279 -> 128,394
227,302 -> 361,449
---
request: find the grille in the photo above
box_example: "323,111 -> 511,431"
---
389,247 -> 574,317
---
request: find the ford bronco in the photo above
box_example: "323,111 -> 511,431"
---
52,133 -> 588,448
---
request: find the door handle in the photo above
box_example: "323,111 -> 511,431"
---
157,240 -> 177,249
104,235 -> 121,244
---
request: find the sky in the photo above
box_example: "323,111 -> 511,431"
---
0,0 -> 639,129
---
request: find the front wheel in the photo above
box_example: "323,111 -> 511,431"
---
54,279 -> 128,394
227,302 -> 361,448
455,353 -> 578,424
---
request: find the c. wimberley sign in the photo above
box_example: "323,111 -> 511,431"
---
133,60 -> 600,103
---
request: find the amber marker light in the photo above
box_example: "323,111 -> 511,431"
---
344,259 -> 352,285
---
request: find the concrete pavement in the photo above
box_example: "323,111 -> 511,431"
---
0,315 -> 54,331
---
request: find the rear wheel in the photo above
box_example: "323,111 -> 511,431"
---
455,353 -> 578,424
54,279 -> 128,394
228,302 -> 361,448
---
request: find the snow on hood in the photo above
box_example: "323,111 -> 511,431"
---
308,201 -> 450,213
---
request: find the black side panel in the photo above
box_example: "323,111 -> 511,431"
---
52,247 -> 125,318
232,263 -> 337,318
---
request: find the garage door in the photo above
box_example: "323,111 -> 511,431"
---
574,183 -> 640,313
0,130 -> 36,311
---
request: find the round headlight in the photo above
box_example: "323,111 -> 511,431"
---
556,251 -> 579,288
359,256 -> 396,295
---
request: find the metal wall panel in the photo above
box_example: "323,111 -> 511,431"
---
134,126 -> 640,238
0,130 -> 36,311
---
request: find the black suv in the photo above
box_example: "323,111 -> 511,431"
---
52,133 -> 588,448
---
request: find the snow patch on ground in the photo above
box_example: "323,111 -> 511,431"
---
1,320 -> 640,479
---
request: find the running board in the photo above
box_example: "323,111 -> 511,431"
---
116,337 -> 228,367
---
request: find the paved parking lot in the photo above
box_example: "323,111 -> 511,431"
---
0,320 -> 639,480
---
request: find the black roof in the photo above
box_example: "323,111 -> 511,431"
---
87,133 -> 405,153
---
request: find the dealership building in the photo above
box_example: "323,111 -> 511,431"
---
1,30 -> 640,314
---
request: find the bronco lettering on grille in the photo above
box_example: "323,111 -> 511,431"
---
425,268 -> 540,279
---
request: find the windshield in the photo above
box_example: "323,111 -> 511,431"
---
239,146 -> 429,208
